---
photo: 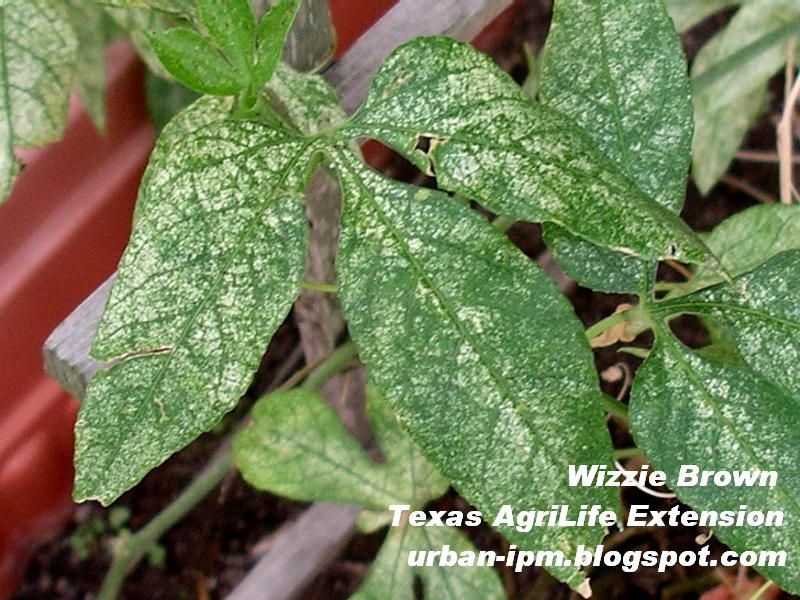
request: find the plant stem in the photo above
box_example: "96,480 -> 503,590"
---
96,340 -> 359,600
585,311 -> 628,340
749,580 -> 775,600
300,278 -> 338,293
300,340 -> 357,391
603,394 -> 629,419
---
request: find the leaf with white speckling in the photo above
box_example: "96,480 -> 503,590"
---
73,97 -> 316,505
0,0 -> 78,201
683,204 -> 800,292
633,250 -> 800,593
234,385 -> 448,511
351,525 -> 505,600
540,0 -> 694,292
333,148 -> 617,589
346,36 -> 709,271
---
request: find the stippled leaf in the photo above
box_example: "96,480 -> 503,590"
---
67,0 -> 107,131
683,204 -> 800,292
691,0 -> 800,113
149,28 -> 244,95
351,525 -> 505,600
633,250 -> 800,593
692,84 -> 766,195
267,62 -> 345,135
665,0 -> 739,32
0,0 -> 78,200
346,36 -> 710,269
73,98 -> 318,504
333,149 -> 616,588
234,385 -> 448,510
196,0 -> 255,77
253,0 -> 301,90
539,0 -> 693,293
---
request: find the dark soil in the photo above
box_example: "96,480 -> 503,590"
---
14,1 -> 798,599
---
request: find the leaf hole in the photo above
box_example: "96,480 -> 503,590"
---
667,313 -> 709,350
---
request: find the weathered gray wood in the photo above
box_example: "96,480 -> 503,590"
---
225,502 -> 361,600
253,0 -> 336,73
43,277 -> 113,399
44,0 -> 515,400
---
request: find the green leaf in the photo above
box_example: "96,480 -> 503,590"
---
149,28 -> 244,95
541,0 -> 693,213
347,36 -> 710,269
692,84 -> 766,195
633,250 -> 800,594
67,0 -> 107,131
683,204 -> 800,292
253,0 -> 301,90
144,71 -> 199,133
73,98 -> 316,505
542,224 -> 649,293
351,525 -> 505,600
268,62 -> 346,135
105,5 -> 175,79
665,0 -> 739,33
234,385 -> 448,510
196,0 -> 255,78
691,0 -> 800,112
0,0 -> 78,200
333,149 -> 616,589
539,0 -> 694,293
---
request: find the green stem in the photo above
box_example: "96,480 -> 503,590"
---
301,340 -> 357,391
300,278 -> 338,293
748,581 -> 775,600
96,340 -> 359,600
603,394 -> 629,419
585,311 -> 628,340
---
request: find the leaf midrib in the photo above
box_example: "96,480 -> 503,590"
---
335,148 -> 575,484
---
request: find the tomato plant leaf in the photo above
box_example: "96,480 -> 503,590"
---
67,0 -> 107,131
0,0 -> 78,201
73,98 -> 315,504
234,385 -> 448,511
665,0 -> 739,33
633,250 -> 800,593
149,28 -> 244,95
682,204 -> 800,293
351,525 -> 505,600
347,36 -> 710,269
539,0 -> 693,293
196,0 -> 255,78
333,149 -> 616,589
253,0 -> 301,91
692,84 -> 766,195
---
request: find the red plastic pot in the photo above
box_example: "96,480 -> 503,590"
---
0,0 -> 517,595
